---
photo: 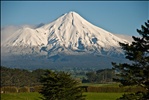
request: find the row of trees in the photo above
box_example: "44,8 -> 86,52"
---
84,69 -> 115,83
1,66 -> 46,87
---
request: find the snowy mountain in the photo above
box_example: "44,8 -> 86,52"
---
1,24 -> 40,43
1,26 -> 20,43
1,11 -> 130,70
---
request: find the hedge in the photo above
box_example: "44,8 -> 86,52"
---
82,86 -> 146,93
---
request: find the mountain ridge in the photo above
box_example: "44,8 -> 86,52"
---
2,11 -> 129,54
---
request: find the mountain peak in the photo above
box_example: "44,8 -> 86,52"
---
61,11 -> 83,21
67,11 -> 77,14
63,11 -> 81,20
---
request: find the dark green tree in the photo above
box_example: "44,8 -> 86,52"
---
112,20 -> 149,99
85,69 -> 115,83
86,72 -> 96,83
39,70 -> 85,100
31,69 -> 46,86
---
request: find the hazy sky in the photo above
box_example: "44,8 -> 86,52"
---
1,1 -> 148,36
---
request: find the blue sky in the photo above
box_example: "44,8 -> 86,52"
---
1,1 -> 148,36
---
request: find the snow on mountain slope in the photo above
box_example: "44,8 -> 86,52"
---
37,11 -> 129,56
1,26 -> 20,43
1,11 -> 131,69
3,27 -> 48,47
2,11 -> 129,55
1,24 -> 45,44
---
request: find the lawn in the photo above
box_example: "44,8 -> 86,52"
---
1,92 -> 123,100
1,92 -> 42,100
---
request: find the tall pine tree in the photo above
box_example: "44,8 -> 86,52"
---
112,20 -> 149,100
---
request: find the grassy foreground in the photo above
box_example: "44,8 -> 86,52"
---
1,92 -> 123,100
1,92 -> 42,100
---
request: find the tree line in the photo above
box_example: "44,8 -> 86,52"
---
83,69 -> 115,83
1,66 -> 46,87
1,66 -> 116,87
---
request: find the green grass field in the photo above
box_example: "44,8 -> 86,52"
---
1,92 -> 123,100
1,92 -> 42,100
